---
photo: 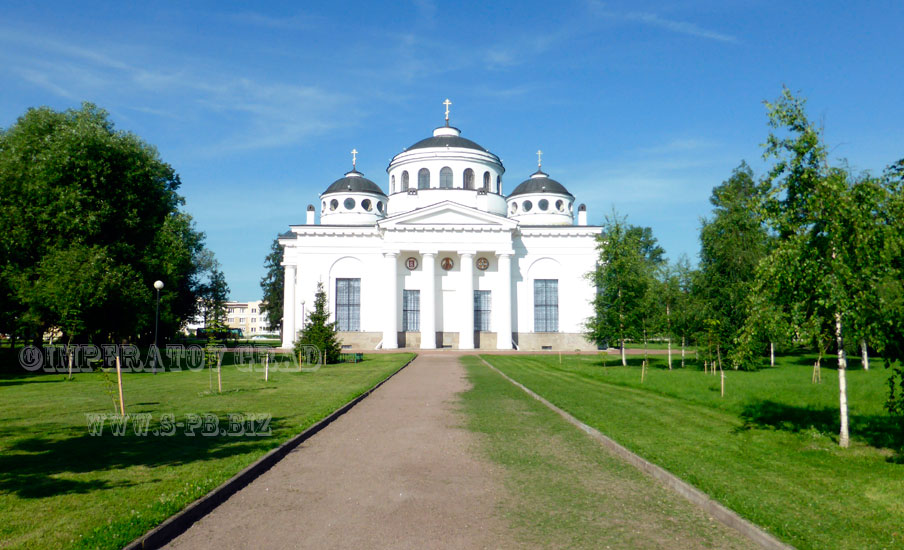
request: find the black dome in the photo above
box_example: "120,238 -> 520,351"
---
401,127 -> 500,162
322,171 -> 386,196
508,171 -> 573,198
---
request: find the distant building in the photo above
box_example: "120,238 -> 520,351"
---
184,300 -> 275,337
225,300 -> 274,336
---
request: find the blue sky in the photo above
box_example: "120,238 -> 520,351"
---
2,1 -> 902,300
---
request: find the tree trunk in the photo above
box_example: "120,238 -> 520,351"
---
770,341 -> 775,367
681,337 -> 686,368
835,311 -> 850,448
67,337 -> 74,380
620,339 -> 626,367
667,338 -> 672,370
860,340 -> 869,371
666,305 -> 672,370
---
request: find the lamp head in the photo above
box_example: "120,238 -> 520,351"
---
154,280 -> 164,290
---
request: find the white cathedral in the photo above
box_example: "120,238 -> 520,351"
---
280,101 -> 601,351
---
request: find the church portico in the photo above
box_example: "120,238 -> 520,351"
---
279,101 -> 601,352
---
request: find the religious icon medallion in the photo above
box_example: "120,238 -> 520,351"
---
476,257 -> 489,271
441,257 -> 454,271
406,257 -> 418,270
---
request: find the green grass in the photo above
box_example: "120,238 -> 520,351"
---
478,353 -> 903,550
459,356 -> 756,549
0,352 -> 414,550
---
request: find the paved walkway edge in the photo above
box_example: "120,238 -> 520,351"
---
477,356 -> 794,550
123,356 -> 417,550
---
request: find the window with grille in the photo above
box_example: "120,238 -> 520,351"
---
474,290 -> 491,332
403,290 -> 420,332
533,279 -> 558,332
335,278 -> 360,331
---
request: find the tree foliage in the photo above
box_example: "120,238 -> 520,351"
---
587,212 -> 660,362
295,282 -> 341,364
696,162 -> 771,367
0,103 -> 211,342
259,237 -> 284,334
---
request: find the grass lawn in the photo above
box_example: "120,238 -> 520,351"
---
459,356 -> 757,549
0,352 -> 414,550
477,353 -> 903,550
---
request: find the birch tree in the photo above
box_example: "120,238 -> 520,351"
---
752,88 -> 888,447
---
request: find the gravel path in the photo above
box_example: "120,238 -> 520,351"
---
165,352 -> 511,550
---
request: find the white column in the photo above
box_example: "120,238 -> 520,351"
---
382,252 -> 399,349
459,252 -> 475,349
496,253 -> 513,350
420,252 -> 437,349
282,264 -> 296,348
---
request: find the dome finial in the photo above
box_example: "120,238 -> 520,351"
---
443,98 -> 452,126
351,148 -> 358,170
537,149 -> 543,169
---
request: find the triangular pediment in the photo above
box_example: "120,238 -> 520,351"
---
378,201 -> 518,230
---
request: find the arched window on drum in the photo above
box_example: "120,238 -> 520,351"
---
401,170 -> 409,191
440,167 -> 453,189
463,168 -> 474,190
418,168 -> 430,189
483,171 -> 490,191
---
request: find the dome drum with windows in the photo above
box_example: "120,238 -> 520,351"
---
319,168 -> 387,225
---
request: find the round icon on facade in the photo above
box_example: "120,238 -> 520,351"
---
406,257 -> 418,270
476,257 -> 489,270
441,257 -> 454,270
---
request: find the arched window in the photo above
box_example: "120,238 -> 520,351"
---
483,171 -> 490,190
440,167 -> 453,189
402,171 -> 410,191
418,168 -> 430,189
463,168 -> 474,190
496,175 -> 502,194
391,175 -> 395,193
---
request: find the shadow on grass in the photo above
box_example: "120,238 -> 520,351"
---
740,400 -> 904,461
0,416 -> 287,499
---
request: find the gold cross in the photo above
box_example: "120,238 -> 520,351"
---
537,149 -> 543,168
351,148 -> 358,169
443,98 -> 452,122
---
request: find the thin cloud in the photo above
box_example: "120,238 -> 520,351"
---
586,2 -> 738,43
223,11 -> 326,31
623,12 -> 738,43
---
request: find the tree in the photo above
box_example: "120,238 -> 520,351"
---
746,87 -> 891,446
587,212 -> 657,366
295,282 -> 341,364
198,258 -> 230,328
670,255 -> 699,368
259,237 -> 284,335
874,159 -> 904,413
0,103 -> 208,343
697,162 -> 770,368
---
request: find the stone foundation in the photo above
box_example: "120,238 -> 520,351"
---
336,330 -> 593,351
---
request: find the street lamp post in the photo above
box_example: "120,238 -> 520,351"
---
153,280 -> 164,374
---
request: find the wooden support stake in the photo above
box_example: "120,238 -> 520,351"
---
641,360 -> 646,383
721,371 -> 725,397
265,353 -> 269,382
115,353 -> 125,417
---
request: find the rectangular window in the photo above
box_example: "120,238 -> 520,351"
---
534,279 -> 558,332
335,278 -> 361,331
403,290 -> 420,332
474,290 -> 491,332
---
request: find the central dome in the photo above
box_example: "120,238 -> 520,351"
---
403,126 -> 499,160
